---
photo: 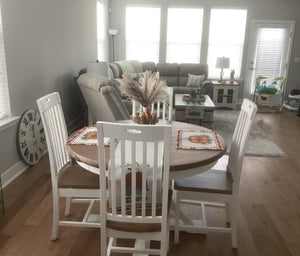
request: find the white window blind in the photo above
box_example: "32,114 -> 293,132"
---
166,8 -> 203,63
126,7 -> 161,62
0,6 -> 10,120
254,27 -> 289,78
207,9 -> 247,78
97,1 -> 106,61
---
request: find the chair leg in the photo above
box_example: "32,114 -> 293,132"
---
167,214 -> 171,251
64,197 -> 71,216
225,203 -> 231,224
174,192 -> 180,244
101,228 -> 107,256
51,193 -> 59,240
230,202 -> 238,248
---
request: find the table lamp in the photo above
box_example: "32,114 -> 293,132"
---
216,57 -> 230,82
87,61 -> 109,78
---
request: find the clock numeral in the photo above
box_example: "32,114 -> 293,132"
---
29,153 -> 33,163
38,118 -> 41,126
24,148 -> 29,159
21,140 -> 27,149
22,118 -> 29,128
39,128 -> 44,134
28,112 -> 33,121
40,137 -> 45,144
34,111 -> 37,121
20,129 -> 26,136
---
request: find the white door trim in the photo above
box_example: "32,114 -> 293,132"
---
244,20 -> 295,100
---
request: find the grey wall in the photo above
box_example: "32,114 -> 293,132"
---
0,0 -> 97,175
108,0 -> 300,97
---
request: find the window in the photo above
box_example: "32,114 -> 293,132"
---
166,8 -> 203,63
254,27 -> 290,79
126,7 -> 161,62
207,9 -> 247,78
0,6 -> 10,120
97,1 -> 106,61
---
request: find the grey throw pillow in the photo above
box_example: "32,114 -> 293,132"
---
186,74 -> 205,87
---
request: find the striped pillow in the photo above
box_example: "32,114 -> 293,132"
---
186,74 -> 205,87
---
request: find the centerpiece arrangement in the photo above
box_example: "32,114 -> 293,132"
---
120,71 -> 169,124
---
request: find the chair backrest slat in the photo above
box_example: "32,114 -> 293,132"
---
97,122 -> 171,225
37,92 -> 70,181
227,99 -> 257,190
132,87 -> 173,121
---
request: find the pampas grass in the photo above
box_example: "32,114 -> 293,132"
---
120,71 -> 169,107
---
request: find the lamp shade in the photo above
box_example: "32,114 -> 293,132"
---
215,57 -> 230,69
108,29 -> 118,36
87,61 -> 109,78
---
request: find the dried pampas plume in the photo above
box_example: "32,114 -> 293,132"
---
120,71 -> 169,107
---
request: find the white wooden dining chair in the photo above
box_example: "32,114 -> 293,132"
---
174,98 -> 257,248
97,121 -> 172,256
132,87 -> 173,121
37,92 -> 101,240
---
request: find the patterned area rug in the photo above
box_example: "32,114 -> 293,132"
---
213,110 -> 288,157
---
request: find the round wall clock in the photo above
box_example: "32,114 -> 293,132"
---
17,109 -> 47,165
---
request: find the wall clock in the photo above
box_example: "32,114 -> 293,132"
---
17,109 -> 47,165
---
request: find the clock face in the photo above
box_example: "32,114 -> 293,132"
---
17,109 -> 47,165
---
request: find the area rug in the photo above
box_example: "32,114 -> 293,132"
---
213,110 -> 288,157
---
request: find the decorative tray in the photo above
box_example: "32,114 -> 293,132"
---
183,94 -> 205,102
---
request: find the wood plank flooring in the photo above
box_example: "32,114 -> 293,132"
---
0,109 -> 300,256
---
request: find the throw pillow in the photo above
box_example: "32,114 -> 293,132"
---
109,63 -> 120,78
186,74 -> 205,87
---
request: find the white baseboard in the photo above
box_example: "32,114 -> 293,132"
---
1,161 -> 29,188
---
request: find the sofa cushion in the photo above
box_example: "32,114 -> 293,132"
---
77,73 -> 121,97
186,74 -> 205,87
101,86 -> 131,120
179,63 -> 208,87
157,63 -> 179,87
116,60 -> 143,75
142,62 -> 157,73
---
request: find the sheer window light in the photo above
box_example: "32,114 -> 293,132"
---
97,1 -> 106,61
126,7 -> 161,62
0,6 -> 10,120
255,27 -> 289,78
166,8 -> 203,63
207,9 -> 247,78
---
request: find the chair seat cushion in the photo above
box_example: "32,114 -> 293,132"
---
58,163 -> 99,189
107,190 -> 173,233
174,169 -> 233,194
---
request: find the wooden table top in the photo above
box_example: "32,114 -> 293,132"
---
66,121 -> 227,176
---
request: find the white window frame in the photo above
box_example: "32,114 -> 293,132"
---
207,8 -> 247,79
0,5 -> 11,123
244,20 -> 294,99
97,0 -> 108,61
125,5 -> 161,62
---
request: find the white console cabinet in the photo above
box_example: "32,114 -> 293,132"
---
212,81 -> 240,109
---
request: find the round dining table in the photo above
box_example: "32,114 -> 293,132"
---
66,121 -> 227,180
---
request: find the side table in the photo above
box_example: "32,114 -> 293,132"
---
212,80 -> 240,109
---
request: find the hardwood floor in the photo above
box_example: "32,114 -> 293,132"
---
0,110 -> 300,256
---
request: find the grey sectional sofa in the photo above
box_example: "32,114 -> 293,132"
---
109,60 -> 213,97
